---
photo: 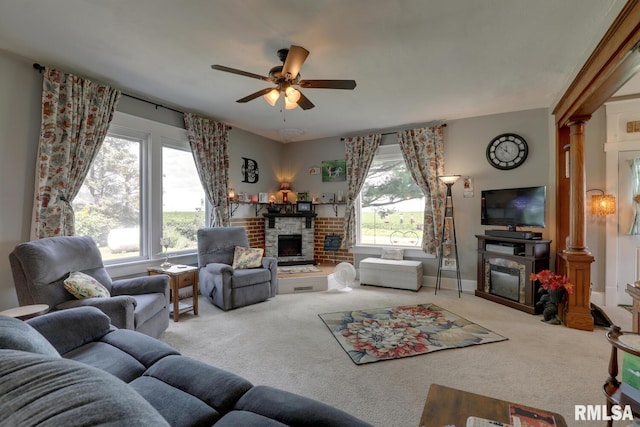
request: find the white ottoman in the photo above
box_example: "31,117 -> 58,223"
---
359,257 -> 423,291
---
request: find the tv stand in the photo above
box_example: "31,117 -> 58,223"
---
476,234 -> 551,314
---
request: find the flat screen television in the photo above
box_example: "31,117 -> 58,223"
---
481,186 -> 546,229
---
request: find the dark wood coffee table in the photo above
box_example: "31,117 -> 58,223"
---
419,384 -> 567,427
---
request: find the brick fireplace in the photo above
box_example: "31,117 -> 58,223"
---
264,213 -> 316,265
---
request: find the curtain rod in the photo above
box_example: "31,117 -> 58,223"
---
33,63 -> 232,128
340,123 -> 447,141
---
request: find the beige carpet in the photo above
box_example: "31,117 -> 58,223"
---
160,285 -> 632,427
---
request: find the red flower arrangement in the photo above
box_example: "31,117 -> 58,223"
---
529,270 -> 574,294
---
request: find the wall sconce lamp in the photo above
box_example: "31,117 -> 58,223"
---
279,182 -> 292,203
228,188 -> 235,201
587,189 -> 616,215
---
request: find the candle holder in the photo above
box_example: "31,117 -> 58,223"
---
160,237 -> 172,269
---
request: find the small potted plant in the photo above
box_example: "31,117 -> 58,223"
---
530,270 -> 574,325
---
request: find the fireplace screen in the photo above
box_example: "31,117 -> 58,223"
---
278,234 -> 302,257
489,264 -> 520,302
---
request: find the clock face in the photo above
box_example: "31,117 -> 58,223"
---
486,133 -> 528,170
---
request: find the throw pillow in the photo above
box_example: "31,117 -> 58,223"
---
63,271 -> 110,299
232,246 -> 264,269
381,248 -> 404,260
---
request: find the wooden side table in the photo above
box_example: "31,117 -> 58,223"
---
0,304 -> 49,320
148,265 -> 198,322
420,384 -> 567,427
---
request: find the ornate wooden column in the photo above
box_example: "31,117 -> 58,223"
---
561,118 -> 594,331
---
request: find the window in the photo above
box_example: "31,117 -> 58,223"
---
162,144 -> 205,253
74,133 -> 142,261
72,112 -> 207,266
357,144 -> 424,247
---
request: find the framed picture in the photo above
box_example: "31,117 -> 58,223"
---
258,192 -> 268,203
296,201 -> 313,212
320,193 -> 335,204
297,191 -> 309,201
463,176 -> 474,198
321,159 -> 347,182
308,166 -> 321,175
324,235 -> 341,251
441,258 -> 457,271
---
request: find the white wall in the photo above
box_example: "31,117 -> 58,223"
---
0,50 -> 42,309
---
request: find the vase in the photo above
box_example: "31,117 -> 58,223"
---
539,288 -> 565,325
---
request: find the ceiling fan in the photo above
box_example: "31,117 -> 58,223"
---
211,45 -> 356,110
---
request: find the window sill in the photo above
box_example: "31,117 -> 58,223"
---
106,253 -> 198,279
351,245 -> 435,259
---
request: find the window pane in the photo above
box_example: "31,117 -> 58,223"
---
162,146 -> 205,253
358,145 -> 424,247
73,135 -> 142,261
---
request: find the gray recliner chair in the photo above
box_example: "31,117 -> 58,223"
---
197,227 -> 278,311
9,236 -> 170,338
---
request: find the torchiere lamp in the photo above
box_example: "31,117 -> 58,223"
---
435,175 -> 462,297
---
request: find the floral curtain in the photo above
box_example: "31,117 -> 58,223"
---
629,158 -> 640,235
397,126 -> 445,254
184,113 -> 230,227
342,134 -> 382,249
31,68 -> 121,239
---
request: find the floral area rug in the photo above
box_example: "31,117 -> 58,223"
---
318,303 -> 508,365
277,265 -> 321,274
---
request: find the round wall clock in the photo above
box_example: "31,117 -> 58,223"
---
486,133 -> 528,170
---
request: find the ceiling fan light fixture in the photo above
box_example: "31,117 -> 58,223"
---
284,97 -> 298,110
285,87 -> 301,103
263,89 -> 280,106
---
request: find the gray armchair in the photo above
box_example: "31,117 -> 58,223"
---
197,227 -> 277,311
9,236 -> 170,338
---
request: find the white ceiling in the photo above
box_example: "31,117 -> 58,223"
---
0,0 -> 631,142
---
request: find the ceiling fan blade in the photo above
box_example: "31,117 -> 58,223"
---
281,45 -> 309,81
236,87 -> 275,103
211,65 -> 271,82
296,90 -> 315,110
298,79 -> 357,90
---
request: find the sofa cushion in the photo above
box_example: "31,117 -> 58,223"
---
64,341 -> 147,383
216,410 -> 288,426
64,271 -> 111,299
232,246 -> 264,269
100,328 -> 179,367
234,385 -> 374,427
231,268 -> 271,289
0,315 -> 60,357
142,355 -> 253,412
0,349 -> 169,427
131,376 -> 222,426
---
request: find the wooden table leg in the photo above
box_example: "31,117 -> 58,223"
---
172,277 -> 180,322
193,276 -> 199,316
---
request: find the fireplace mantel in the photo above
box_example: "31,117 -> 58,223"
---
263,212 -> 317,228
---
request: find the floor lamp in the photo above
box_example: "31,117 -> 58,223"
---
435,175 -> 462,297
